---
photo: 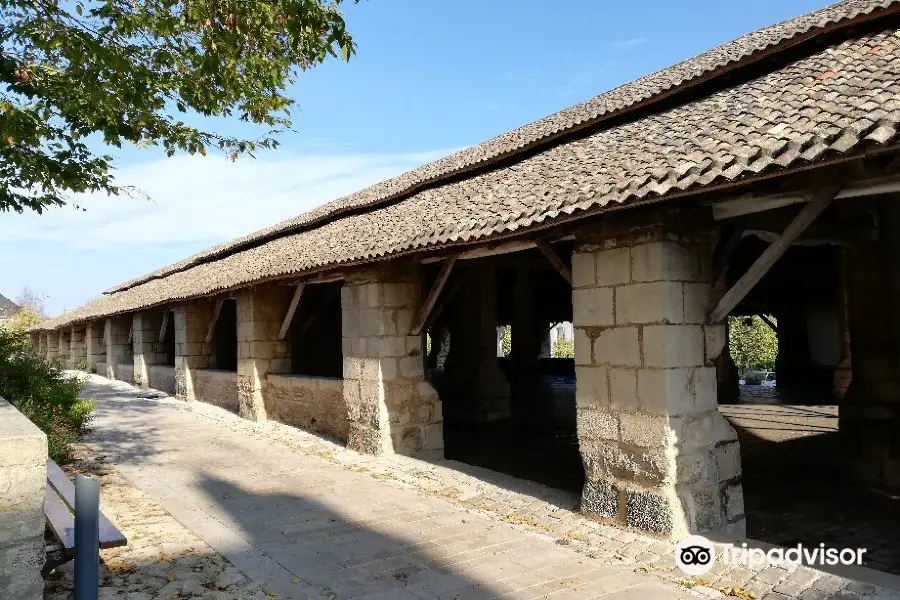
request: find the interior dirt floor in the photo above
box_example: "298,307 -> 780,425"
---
721,386 -> 900,576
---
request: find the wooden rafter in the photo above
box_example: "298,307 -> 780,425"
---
427,267 -> 470,332
707,187 -> 839,324
278,282 -> 306,341
158,310 -> 170,344
204,299 -> 225,344
412,256 -> 458,336
536,239 -> 572,286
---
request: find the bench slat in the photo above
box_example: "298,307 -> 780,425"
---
45,482 -> 76,557
47,460 -> 128,549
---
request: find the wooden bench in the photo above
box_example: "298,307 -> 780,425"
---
42,459 -> 127,578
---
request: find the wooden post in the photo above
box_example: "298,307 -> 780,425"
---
204,299 -> 225,344
278,283 -> 306,341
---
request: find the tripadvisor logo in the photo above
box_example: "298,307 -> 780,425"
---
675,535 -> 868,574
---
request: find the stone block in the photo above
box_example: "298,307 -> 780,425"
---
581,480 -> 619,519
575,365 -> 608,408
399,356 -> 424,379
423,424 -> 444,451
619,412 -> 677,447
574,328 -> 592,366
677,483 -> 721,532
594,327 -> 640,367
615,281 -> 684,325
683,283 -> 711,324
642,325 -> 704,368
383,283 -> 417,308
576,408 -> 618,441
571,252 -> 596,287
626,489 -> 675,535
631,241 -> 701,282
694,367 -> 717,411
724,482 -> 745,520
609,368 -> 639,411
682,411 -> 738,448
716,441 -> 742,481
596,247 -> 631,286
637,368 -> 694,416
573,287 -> 614,327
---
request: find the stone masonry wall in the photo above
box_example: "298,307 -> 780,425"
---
236,285 -> 291,422
149,365 -> 177,396
174,300 -> 212,402
0,396 -> 47,600
86,321 -> 105,373
45,332 -> 58,362
70,326 -> 86,369
133,311 -> 166,388
572,212 -> 744,539
341,263 -> 443,457
58,329 -> 70,365
105,317 -> 132,380
265,375 -> 348,441
193,370 -> 239,413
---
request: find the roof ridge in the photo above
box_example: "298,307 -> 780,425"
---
104,0 -> 898,295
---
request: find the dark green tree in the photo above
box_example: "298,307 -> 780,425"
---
1,0 -> 358,213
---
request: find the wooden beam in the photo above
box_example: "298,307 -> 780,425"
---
707,187 -> 839,323
758,314 -> 778,334
427,267 -> 470,330
278,282 -> 305,341
204,299 -> 225,344
412,256 -> 458,336
158,310 -> 170,344
535,239 -> 572,286
712,227 -> 745,284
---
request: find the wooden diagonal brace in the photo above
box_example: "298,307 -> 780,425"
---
707,186 -> 839,324
412,256 -> 458,336
158,310 -> 170,344
205,299 -> 225,344
279,283 -> 306,341
536,239 -> 572,285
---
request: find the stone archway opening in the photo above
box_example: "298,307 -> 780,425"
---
716,195 -> 900,574
425,243 -> 584,492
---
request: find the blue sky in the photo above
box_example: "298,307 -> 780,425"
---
0,0 -> 827,316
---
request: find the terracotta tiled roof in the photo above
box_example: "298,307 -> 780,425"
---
0,294 -> 19,319
35,24 -> 900,331
104,0 -> 900,295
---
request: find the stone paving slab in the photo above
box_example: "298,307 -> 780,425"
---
77,375 -> 692,600
75,374 -> 900,600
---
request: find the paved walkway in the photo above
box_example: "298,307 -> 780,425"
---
79,376 -> 687,600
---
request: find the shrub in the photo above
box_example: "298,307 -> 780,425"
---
0,327 -> 93,463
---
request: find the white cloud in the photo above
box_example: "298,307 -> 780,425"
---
611,38 -> 648,51
0,149 -> 452,250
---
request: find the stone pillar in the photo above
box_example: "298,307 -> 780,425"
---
36,333 -> 45,359
444,265 -> 511,422
236,285 -> 291,422
85,321 -> 104,373
572,211 -> 744,539
341,263 -> 444,457
46,332 -> 58,362
132,312 -> 163,388
841,200 -> 900,487
105,317 -> 131,379
70,326 -> 86,370
57,329 -> 70,366
174,301 -> 212,402
0,397 -> 47,600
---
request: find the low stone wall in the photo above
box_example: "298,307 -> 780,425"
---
148,365 -> 177,396
0,397 -> 48,600
96,361 -> 108,376
193,369 -> 238,413
265,375 -> 348,441
116,363 -> 135,384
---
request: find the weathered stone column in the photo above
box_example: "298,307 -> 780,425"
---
105,317 -> 131,379
70,326 -> 86,370
133,312 -> 163,388
0,398 -> 48,600
236,285 -> 291,422
174,301 -> 212,402
444,265 -> 511,422
46,332 -> 59,362
342,263 -> 443,457
36,333 -> 45,359
57,329 -> 71,366
573,211 -> 743,538
85,321 -> 104,373
841,200 -> 900,487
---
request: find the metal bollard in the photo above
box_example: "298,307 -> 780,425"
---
74,475 -> 100,600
